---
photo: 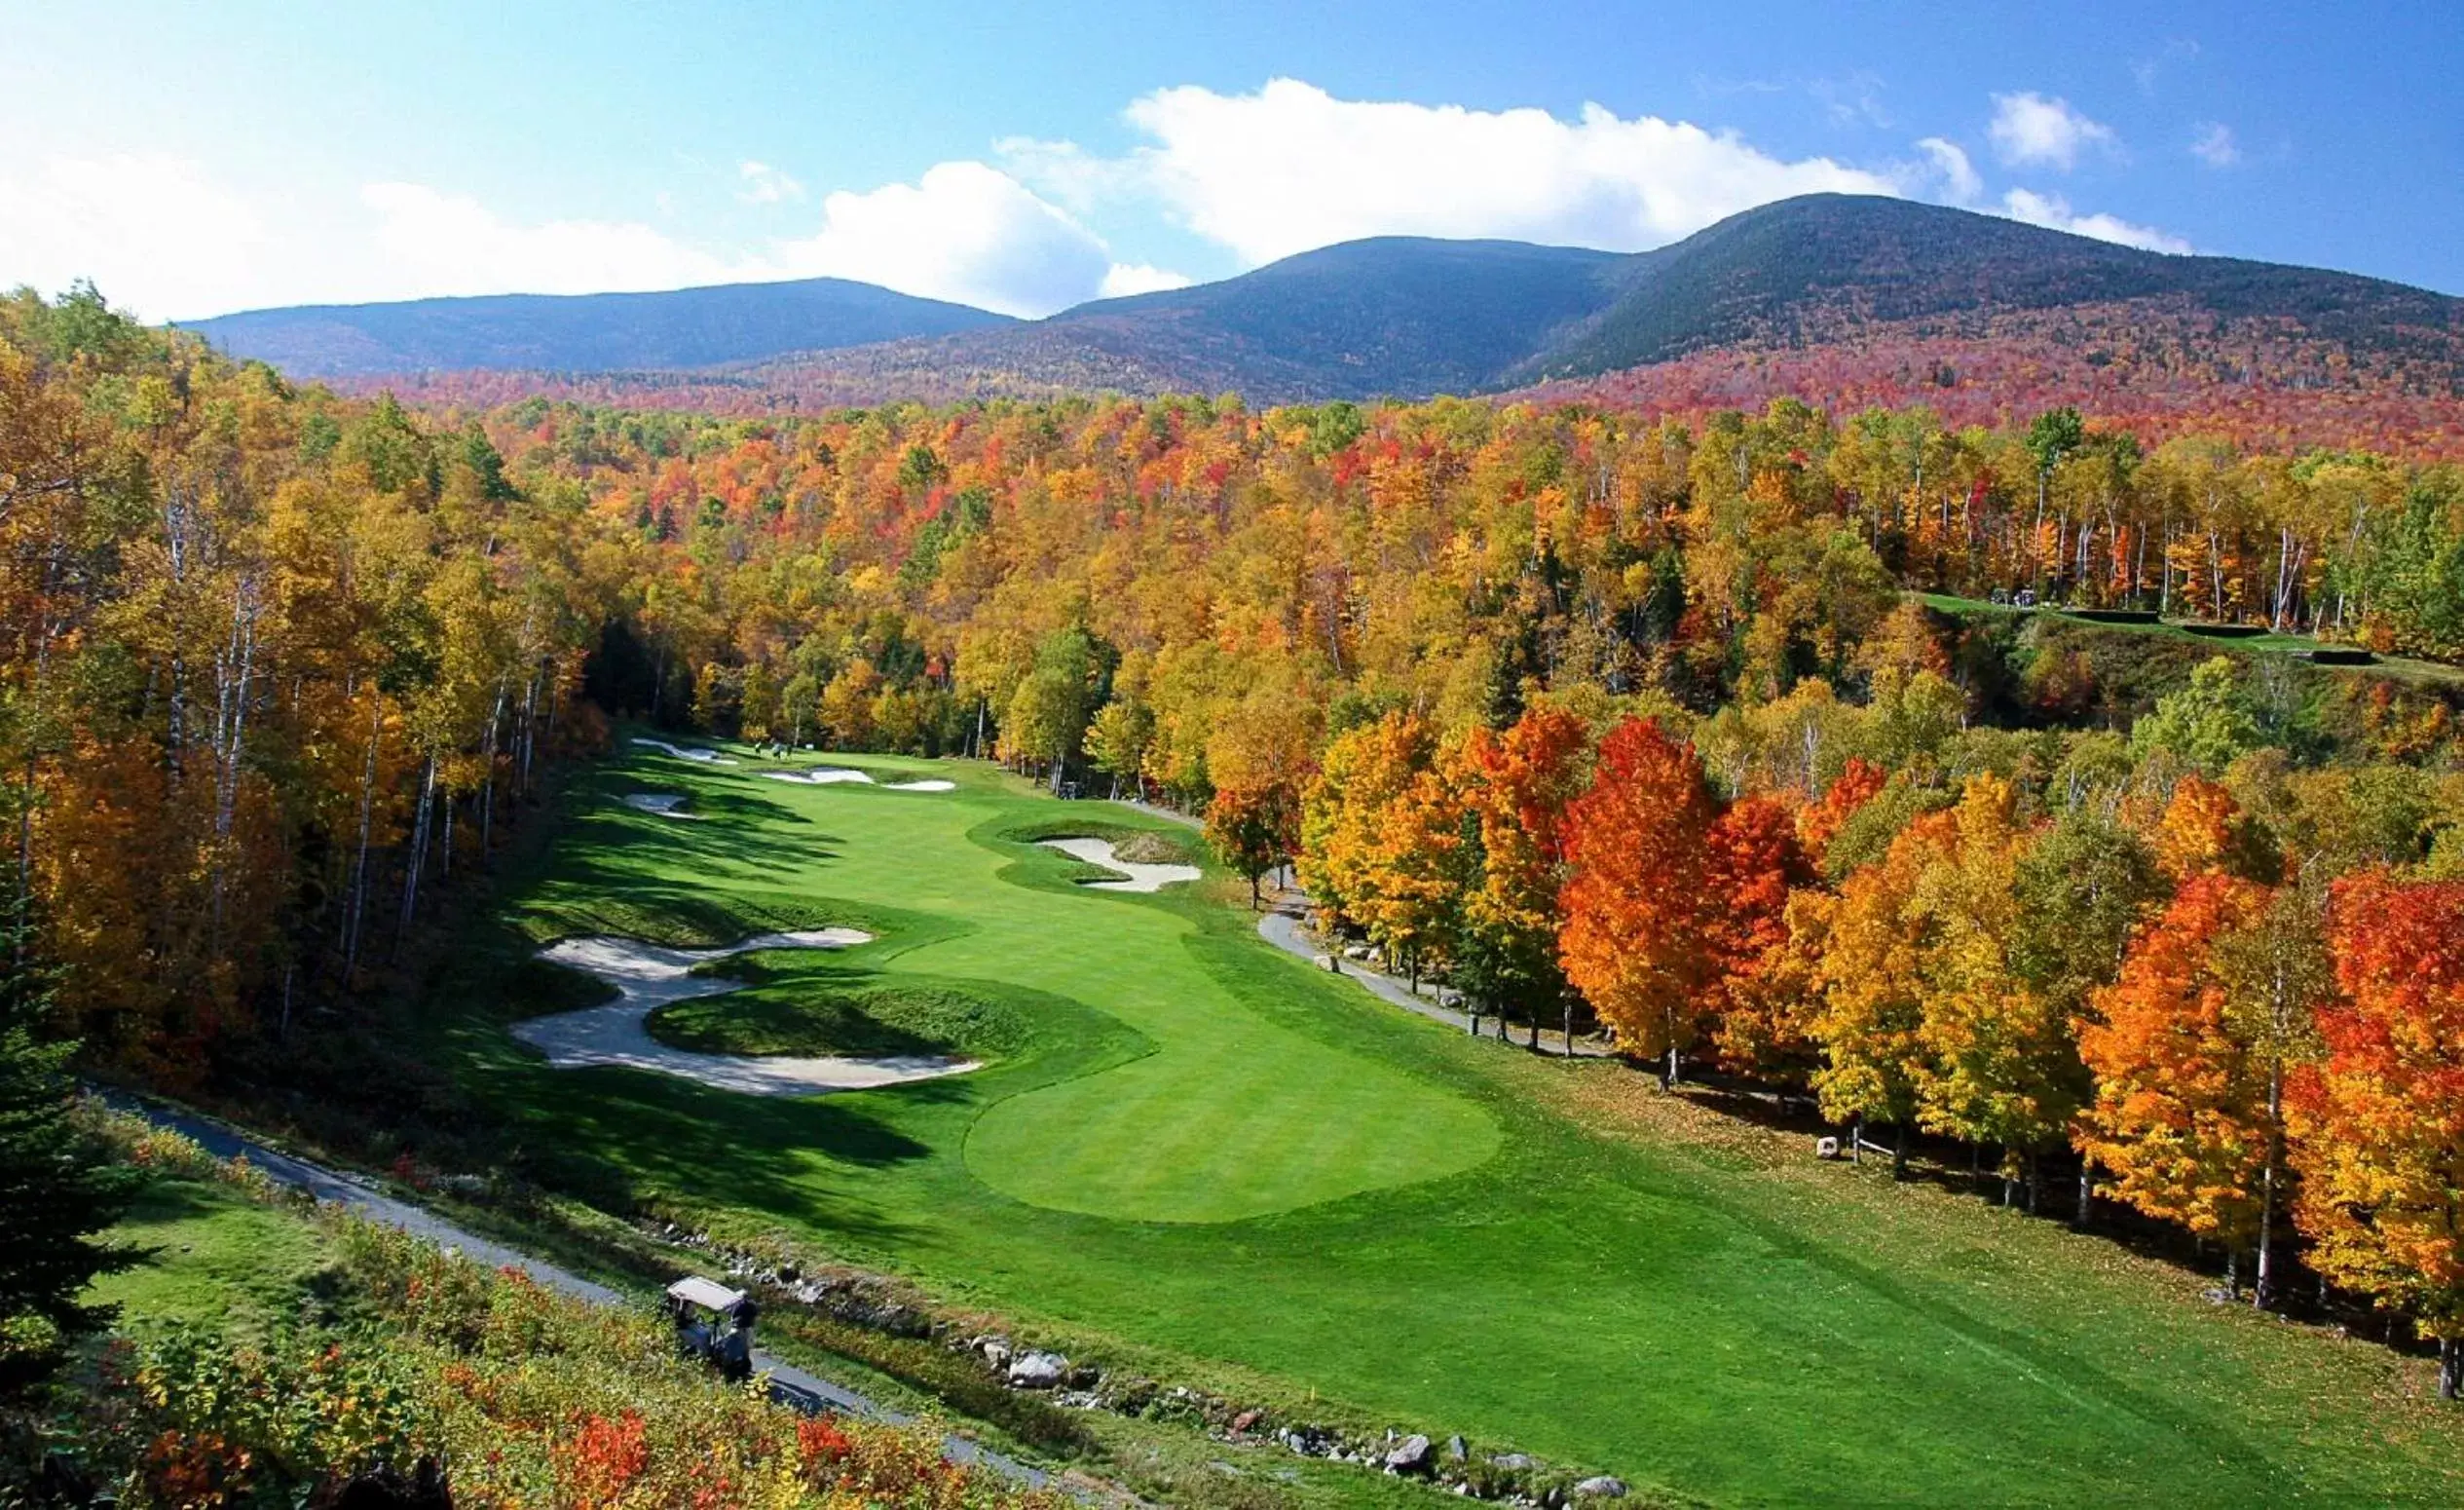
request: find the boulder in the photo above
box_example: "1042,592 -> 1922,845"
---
1814,1135 -> 1843,1160
1488,1453 -> 1534,1471
1574,1476 -> 1627,1498
1385,1434 -> 1433,1474
331,1458 -> 453,1510
1447,1434 -> 1469,1461
1006,1350 -> 1068,1388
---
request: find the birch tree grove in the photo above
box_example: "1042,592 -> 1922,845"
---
0,289 -> 607,1076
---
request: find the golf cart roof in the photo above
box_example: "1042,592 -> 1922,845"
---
666,1275 -> 748,1311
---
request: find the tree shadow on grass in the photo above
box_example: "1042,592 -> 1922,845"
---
484,1061 -> 944,1247
689,785 -> 819,827
512,878 -> 874,949
564,810 -> 842,887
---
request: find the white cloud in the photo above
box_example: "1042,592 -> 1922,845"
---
0,152 -> 275,321
361,182 -> 737,298
1988,92 -> 2116,170
371,163 -> 1146,318
0,145 -> 1152,320
2189,122 -> 2240,168
1017,78 -> 1900,268
1097,263 -> 1193,299
770,160 -> 1115,318
2000,188 -> 2190,253
737,161 -> 804,205
1915,137 -> 1982,204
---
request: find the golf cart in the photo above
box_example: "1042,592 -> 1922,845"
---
666,1275 -> 759,1382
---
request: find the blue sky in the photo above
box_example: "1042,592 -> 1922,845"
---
2,1 -> 2456,321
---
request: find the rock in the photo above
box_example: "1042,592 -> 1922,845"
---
1231,1409 -> 1263,1434
777,1264 -> 799,1282
1007,1350 -> 1068,1388
1385,1434 -> 1433,1474
1814,1135 -> 1843,1159
330,1458 -> 452,1510
1489,1453 -> 1534,1471
1065,1363 -> 1101,1388
1574,1477 -> 1627,1498
1447,1434 -> 1469,1461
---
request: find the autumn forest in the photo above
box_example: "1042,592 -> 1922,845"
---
9,268 -> 2464,1500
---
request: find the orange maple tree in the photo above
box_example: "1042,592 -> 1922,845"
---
1794,757 -> 1886,862
1451,706 -> 1591,1042
2077,874 -> 2279,1277
1701,794 -> 1814,1073
1557,718 -> 1721,1083
2290,871 -> 2464,1396
1206,779 -> 1302,909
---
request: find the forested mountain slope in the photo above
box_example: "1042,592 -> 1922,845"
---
315,197 -> 2464,450
184,276 -> 1016,377
1517,194 -> 2464,383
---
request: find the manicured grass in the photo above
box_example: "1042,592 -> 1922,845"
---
437,736 -> 2464,1507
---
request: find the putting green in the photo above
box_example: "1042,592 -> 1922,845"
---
961,919 -> 1498,1222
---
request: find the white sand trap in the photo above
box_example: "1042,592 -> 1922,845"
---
1040,837 -> 1201,893
631,737 -> 737,765
621,793 -> 699,819
762,767 -> 875,785
513,929 -> 978,1097
761,769 -> 954,792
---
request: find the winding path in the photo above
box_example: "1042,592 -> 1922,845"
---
94,1092 -> 1049,1488
1256,903 -> 1608,1059
1102,796 -> 1603,1057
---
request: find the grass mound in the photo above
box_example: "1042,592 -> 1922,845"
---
1110,830 -> 1193,865
650,967 -> 1028,1060
501,957 -> 618,1019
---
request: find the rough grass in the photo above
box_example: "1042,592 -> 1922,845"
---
395,736 -> 2464,1507
88,1174 -> 349,1339
1110,830 -> 1195,865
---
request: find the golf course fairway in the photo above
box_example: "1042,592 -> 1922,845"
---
455,742 -> 2463,1508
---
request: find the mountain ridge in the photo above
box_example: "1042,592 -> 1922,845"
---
182,277 -> 1017,378
188,195 -> 2464,410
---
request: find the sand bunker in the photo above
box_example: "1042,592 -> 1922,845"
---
762,768 -> 874,785
620,793 -> 698,819
513,929 -> 978,1096
761,768 -> 956,792
1040,837 -> 1201,893
632,737 -> 736,765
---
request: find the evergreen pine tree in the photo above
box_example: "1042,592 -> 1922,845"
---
0,908 -> 135,1397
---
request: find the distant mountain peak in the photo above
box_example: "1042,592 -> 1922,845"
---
182,277 -> 1015,379
190,195 -> 2463,412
